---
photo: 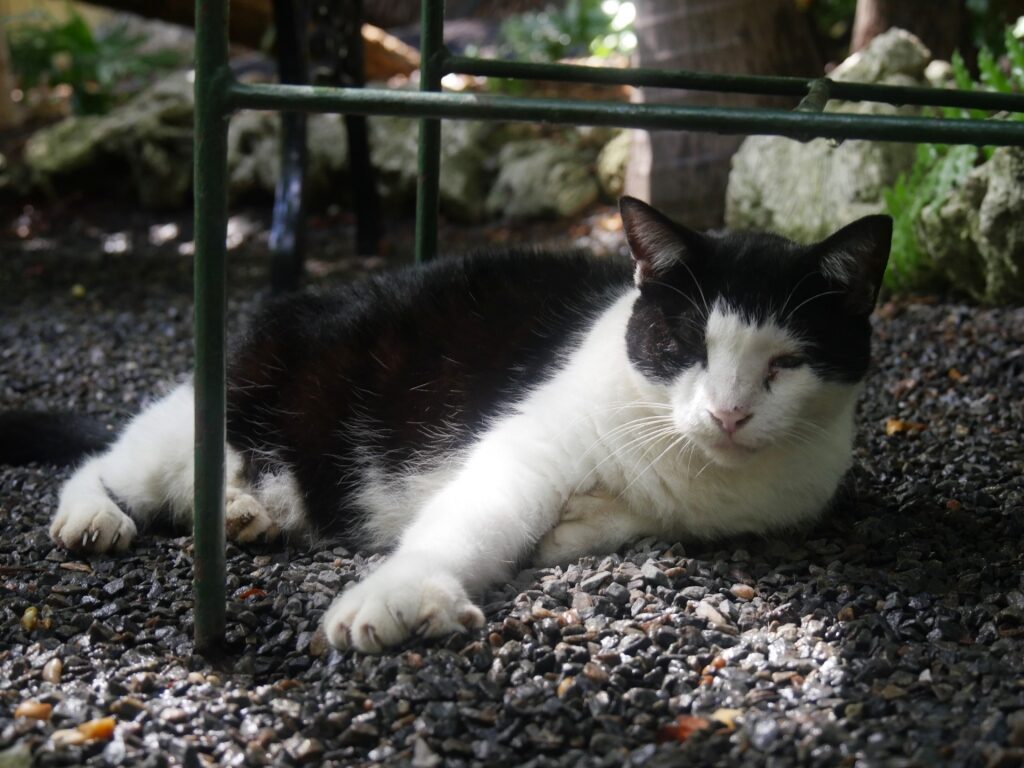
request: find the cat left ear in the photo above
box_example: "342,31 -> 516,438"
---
619,196 -> 700,288
814,214 -> 892,314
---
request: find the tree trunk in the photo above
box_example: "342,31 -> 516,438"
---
625,0 -> 821,229
850,0 -> 968,61
0,29 -> 19,130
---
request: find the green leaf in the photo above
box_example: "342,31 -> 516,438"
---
5,4 -> 182,115
1005,25 -> 1024,82
978,48 -> 1012,94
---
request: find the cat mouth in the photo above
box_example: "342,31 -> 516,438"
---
707,437 -> 758,457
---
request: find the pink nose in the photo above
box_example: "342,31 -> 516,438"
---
708,408 -> 753,435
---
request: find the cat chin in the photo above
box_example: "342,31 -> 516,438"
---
698,439 -> 761,469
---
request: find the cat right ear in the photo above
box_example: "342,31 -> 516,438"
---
813,214 -> 893,314
619,197 -> 698,287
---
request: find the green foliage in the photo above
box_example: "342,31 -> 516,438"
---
805,0 -> 858,44
6,6 -> 182,116
882,24 -> 1024,293
497,0 -> 636,63
964,0 -> 1024,56
883,144 -> 977,292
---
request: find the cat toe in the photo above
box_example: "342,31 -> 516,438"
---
50,496 -> 136,554
323,587 -> 387,653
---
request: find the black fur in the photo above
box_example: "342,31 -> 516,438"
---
225,250 -> 631,535
0,411 -> 115,466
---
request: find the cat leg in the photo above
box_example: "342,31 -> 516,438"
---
51,383 -> 195,552
322,418 -> 573,653
51,382 -> 304,552
533,492 -> 654,567
51,383 -> 236,552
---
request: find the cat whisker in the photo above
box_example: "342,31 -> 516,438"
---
573,423 -> 681,493
679,260 -> 711,317
581,424 -> 680,481
776,271 -> 817,321
616,433 -> 690,501
646,279 -> 708,319
569,423 -> 671,479
789,417 -> 830,438
548,402 -> 674,443
573,414 -> 677,460
694,456 -> 716,479
620,428 -> 688,477
774,426 -> 820,449
783,289 -> 846,320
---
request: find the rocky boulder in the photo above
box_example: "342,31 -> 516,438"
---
486,138 -> 599,220
596,130 -> 630,200
228,112 -> 351,204
368,115 -> 492,222
26,73 -> 194,209
725,29 -> 930,242
917,147 -> 1024,304
27,72 -> 494,220
24,72 -> 626,223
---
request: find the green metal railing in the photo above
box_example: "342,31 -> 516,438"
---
192,0 -> 1024,652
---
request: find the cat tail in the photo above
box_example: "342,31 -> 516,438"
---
0,411 -> 116,466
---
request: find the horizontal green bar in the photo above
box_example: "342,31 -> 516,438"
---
442,54 -> 1024,114
444,53 -> 808,98
228,81 -> 1024,146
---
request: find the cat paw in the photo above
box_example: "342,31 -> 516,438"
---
50,495 -> 137,553
225,491 -> 280,543
322,554 -> 485,653
533,520 -> 593,567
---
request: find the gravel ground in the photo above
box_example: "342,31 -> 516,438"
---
2,204 -> 1024,767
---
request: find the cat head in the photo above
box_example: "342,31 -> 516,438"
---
619,196 -> 891,468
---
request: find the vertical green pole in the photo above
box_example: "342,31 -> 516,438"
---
193,0 -> 229,654
414,0 -> 445,263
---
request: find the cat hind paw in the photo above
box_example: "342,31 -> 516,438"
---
322,555 -> 484,654
225,491 -> 280,543
50,495 -> 137,553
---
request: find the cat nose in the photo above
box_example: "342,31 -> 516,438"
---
708,408 -> 753,435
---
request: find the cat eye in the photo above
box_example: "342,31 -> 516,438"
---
765,354 -> 805,386
769,355 -> 805,370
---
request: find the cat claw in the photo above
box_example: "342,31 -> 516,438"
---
51,494 -> 138,553
334,623 -> 352,648
365,625 -> 381,649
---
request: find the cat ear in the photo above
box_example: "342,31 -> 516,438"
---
619,196 -> 699,287
814,214 -> 892,314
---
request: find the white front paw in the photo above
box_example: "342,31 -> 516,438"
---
50,495 -> 137,553
322,554 -> 484,653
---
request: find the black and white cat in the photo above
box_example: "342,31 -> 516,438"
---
35,197 -> 891,653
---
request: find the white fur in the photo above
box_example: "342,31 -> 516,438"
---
325,294 -> 860,651
50,382 -> 308,553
